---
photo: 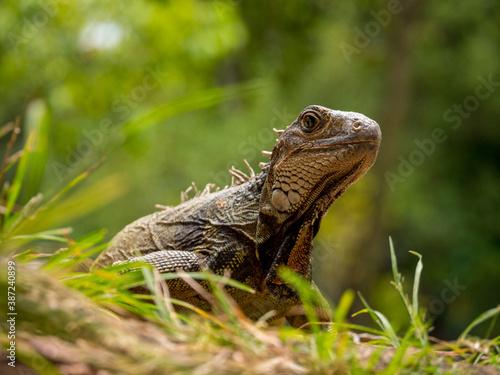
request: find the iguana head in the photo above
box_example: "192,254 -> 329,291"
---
257,105 -> 381,296
260,105 -> 381,226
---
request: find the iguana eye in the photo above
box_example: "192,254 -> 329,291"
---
302,113 -> 320,131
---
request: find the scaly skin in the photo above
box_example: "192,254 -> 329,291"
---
93,105 -> 381,327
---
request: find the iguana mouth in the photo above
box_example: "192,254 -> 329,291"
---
309,136 -> 378,205
311,136 -> 381,148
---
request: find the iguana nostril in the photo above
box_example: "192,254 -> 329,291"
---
353,120 -> 364,131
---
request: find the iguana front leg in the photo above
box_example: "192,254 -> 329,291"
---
125,250 -> 208,273
116,250 -> 214,311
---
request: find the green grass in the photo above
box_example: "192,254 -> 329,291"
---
1,111 -> 499,374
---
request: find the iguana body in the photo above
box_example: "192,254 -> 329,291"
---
94,105 -> 381,327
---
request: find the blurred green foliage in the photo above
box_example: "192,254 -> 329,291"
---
1,0 -> 499,339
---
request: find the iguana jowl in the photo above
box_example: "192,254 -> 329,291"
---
94,105 -> 381,327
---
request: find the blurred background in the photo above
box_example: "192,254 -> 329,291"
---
1,1 -> 499,339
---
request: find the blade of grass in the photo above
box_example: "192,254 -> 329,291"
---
176,270 -> 222,313
389,238 -> 416,325
154,271 -> 255,293
484,309 -> 499,340
165,297 -> 228,329
43,237 -> 107,273
389,236 -> 399,282
356,292 -> 400,348
23,99 -> 50,201
155,268 -> 180,326
459,305 -> 500,341
409,251 -> 423,320
333,289 -> 355,325
389,240 -> 428,346
2,156 -> 111,240
45,157 -> 107,206
121,80 -> 265,139
11,227 -> 73,243
7,173 -> 126,238
206,271 -> 242,321
4,131 -> 35,220
333,322 -> 388,338
380,342 -> 410,375
141,265 -> 174,324
278,267 -> 320,334
278,267 -> 335,360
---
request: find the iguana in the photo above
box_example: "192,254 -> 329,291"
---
94,105 -> 381,327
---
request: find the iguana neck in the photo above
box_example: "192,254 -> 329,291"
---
254,160 -> 369,296
251,164 -> 325,286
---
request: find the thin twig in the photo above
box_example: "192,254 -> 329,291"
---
0,117 -> 21,190
0,121 -> 15,139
